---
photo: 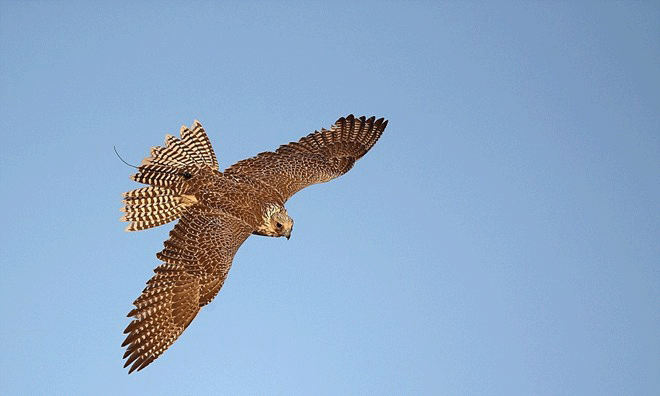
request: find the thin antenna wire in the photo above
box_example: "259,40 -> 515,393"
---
113,146 -> 192,179
113,146 -> 140,169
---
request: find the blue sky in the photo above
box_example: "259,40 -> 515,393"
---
1,1 -> 658,395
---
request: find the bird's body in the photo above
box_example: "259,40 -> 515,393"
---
175,166 -> 286,229
120,115 -> 387,373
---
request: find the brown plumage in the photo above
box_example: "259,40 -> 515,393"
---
120,115 -> 387,373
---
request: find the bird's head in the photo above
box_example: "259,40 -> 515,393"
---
254,205 -> 294,239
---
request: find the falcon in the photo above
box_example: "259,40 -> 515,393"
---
119,115 -> 387,373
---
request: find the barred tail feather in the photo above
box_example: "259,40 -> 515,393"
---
121,120 -> 215,231
121,187 -> 198,231
130,120 -> 218,188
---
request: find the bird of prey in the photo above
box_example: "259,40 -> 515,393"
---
119,115 -> 387,373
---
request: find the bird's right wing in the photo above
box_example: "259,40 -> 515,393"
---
224,115 -> 387,201
121,208 -> 252,373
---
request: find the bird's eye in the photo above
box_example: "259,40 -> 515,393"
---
276,222 -> 283,229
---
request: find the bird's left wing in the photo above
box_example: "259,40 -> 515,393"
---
224,115 -> 387,201
122,208 -> 252,373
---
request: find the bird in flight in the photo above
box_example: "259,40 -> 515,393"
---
119,115 -> 388,373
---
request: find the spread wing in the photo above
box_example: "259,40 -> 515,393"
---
224,115 -> 388,200
121,208 -> 252,373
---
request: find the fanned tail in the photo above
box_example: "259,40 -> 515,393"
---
131,120 -> 218,187
120,121 -> 217,231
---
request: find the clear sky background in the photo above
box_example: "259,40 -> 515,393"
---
1,1 -> 658,395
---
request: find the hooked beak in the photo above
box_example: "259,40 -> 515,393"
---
285,229 -> 291,240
